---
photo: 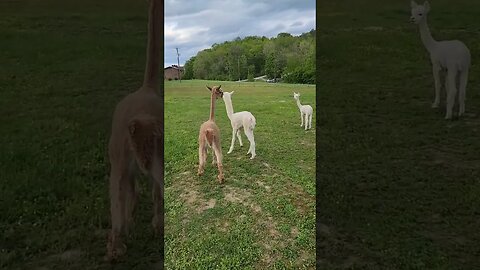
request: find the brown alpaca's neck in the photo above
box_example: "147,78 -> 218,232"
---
143,0 -> 162,89
209,93 -> 216,121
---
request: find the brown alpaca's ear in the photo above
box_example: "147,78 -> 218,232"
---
218,85 -> 221,89
206,85 -> 212,91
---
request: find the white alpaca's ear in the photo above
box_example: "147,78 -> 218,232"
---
423,1 -> 430,12
410,0 -> 418,8
230,91 -> 234,95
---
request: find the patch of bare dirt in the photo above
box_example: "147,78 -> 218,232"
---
317,221 -> 376,269
47,249 -> 84,261
180,189 -> 200,205
218,221 -> 230,232
197,198 -> 216,213
317,222 -> 332,236
284,182 -> 314,215
291,227 -> 300,238
420,230 -> 470,246
173,171 -> 215,214
224,186 -> 262,213
364,26 -> 383,31
295,250 -> 314,269
251,172 -> 316,267
152,261 -> 163,270
426,147 -> 480,170
255,180 -> 271,192
341,256 -> 362,269
297,158 -> 314,171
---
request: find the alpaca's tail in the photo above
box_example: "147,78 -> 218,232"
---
205,128 -> 215,147
142,0 -> 162,89
128,115 -> 162,174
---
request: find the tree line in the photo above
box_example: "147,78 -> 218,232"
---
182,29 -> 316,84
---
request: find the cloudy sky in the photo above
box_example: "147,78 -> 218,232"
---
164,0 -> 316,67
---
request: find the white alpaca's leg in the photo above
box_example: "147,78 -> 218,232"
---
228,128 -> 236,154
458,69 -> 468,116
304,113 -> 308,130
300,112 -> 304,127
444,75 -> 448,102
445,69 -> 457,120
432,65 -> 441,108
244,129 -> 256,159
236,129 -> 243,147
308,113 -> 312,129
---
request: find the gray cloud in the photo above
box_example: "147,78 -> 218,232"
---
164,0 -> 315,67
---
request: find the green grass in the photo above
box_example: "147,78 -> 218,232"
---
318,0 -> 480,269
0,1 -> 165,269
164,80 -> 316,269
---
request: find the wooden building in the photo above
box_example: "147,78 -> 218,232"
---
164,65 -> 184,80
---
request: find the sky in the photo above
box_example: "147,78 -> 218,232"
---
164,0 -> 316,67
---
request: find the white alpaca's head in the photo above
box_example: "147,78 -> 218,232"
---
410,1 -> 430,24
293,92 -> 300,100
222,91 -> 234,102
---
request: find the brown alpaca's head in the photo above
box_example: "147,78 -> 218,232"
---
206,85 -> 224,99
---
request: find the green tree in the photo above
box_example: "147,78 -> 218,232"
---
183,30 -> 316,84
247,65 -> 255,82
183,56 -> 195,79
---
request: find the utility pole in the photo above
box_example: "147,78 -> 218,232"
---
176,47 -> 181,82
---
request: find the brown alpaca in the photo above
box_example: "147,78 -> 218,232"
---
105,0 -> 163,261
198,85 -> 225,183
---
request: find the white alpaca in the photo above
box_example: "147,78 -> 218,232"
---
293,92 -> 313,130
410,1 -> 471,119
221,91 -> 256,159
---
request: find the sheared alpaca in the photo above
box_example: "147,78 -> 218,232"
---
105,0 -> 163,261
221,91 -> 256,159
198,85 -> 225,183
410,1 -> 470,119
293,92 -> 313,130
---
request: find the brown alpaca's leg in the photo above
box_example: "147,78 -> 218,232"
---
198,140 -> 207,176
106,159 -> 131,261
123,165 -> 138,235
211,146 -> 217,165
212,141 -> 224,183
150,151 -> 164,235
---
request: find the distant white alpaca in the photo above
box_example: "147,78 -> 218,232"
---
222,91 -> 256,159
410,1 -> 471,119
293,92 -> 313,130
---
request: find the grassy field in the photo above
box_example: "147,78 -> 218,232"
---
164,80 -> 316,269
0,1 -> 166,269
318,0 -> 480,269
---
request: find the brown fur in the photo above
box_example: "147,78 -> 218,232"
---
105,0 -> 163,262
198,86 -> 225,183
